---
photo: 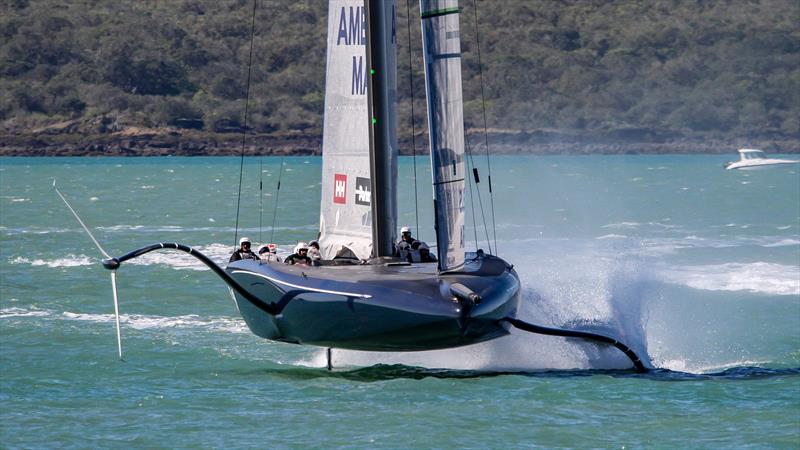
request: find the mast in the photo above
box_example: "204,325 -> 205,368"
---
364,0 -> 398,258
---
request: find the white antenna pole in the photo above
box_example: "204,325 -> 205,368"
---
110,271 -> 124,361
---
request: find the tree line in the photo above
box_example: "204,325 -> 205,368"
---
1,0 -> 798,147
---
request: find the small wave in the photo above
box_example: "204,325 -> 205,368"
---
642,235 -> 800,255
1,227 -> 75,235
61,311 -> 249,333
596,234 -> 627,240
649,221 -> 677,229
762,239 -> 800,248
96,225 -> 145,231
1,307 -> 249,334
602,222 -> 640,229
602,222 -> 678,231
0,307 -> 51,319
659,262 -> 800,296
11,255 -> 94,268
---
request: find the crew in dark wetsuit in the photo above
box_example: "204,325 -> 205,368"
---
395,226 -> 418,259
307,240 -> 322,265
229,237 -> 259,262
411,241 -> 437,263
284,242 -> 312,266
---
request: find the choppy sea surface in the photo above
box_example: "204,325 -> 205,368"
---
1,155 -> 798,448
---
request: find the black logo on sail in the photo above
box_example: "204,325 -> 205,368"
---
355,177 -> 371,206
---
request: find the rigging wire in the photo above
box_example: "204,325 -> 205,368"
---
405,0 -> 420,238
465,137 -> 493,254
268,157 -> 285,244
258,155 -> 263,244
471,0 -> 498,255
233,0 -> 259,248
463,134 -> 480,250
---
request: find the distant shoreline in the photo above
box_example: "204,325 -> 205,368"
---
1,129 -> 798,156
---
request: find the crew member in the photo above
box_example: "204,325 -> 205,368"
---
284,242 -> 312,265
229,237 -> 259,262
412,241 -> 437,263
308,240 -> 322,266
395,226 -> 418,258
258,243 -> 281,263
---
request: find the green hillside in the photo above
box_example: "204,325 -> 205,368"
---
1,0 -> 798,154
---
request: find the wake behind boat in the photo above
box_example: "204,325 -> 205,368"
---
725,148 -> 799,170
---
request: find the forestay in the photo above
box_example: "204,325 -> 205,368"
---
420,0 -> 466,271
319,0 -> 394,260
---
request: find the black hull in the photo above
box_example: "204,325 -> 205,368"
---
226,253 -> 521,351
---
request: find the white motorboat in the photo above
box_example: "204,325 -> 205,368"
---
725,149 -> 799,170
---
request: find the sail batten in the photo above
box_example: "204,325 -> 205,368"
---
420,7 -> 459,18
420,0 -> 466,271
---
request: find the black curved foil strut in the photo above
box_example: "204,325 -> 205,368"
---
102,243 -> 278,315
501,317 -> 647,373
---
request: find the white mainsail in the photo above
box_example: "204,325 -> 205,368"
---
319,0 -> 389,260
420,0 -> 466,271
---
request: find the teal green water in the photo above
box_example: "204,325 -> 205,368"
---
1,155 -> 799,448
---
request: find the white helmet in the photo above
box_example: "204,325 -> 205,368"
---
239,237 -> 251,245
294,242 -> 308,253
400,226 -> 411,233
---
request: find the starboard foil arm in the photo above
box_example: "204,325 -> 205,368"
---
500,317 -> 648,372
102,243 -> 278,316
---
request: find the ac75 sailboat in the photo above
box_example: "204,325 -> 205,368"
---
222,0 -> 520,353
64,0 -> 646,371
